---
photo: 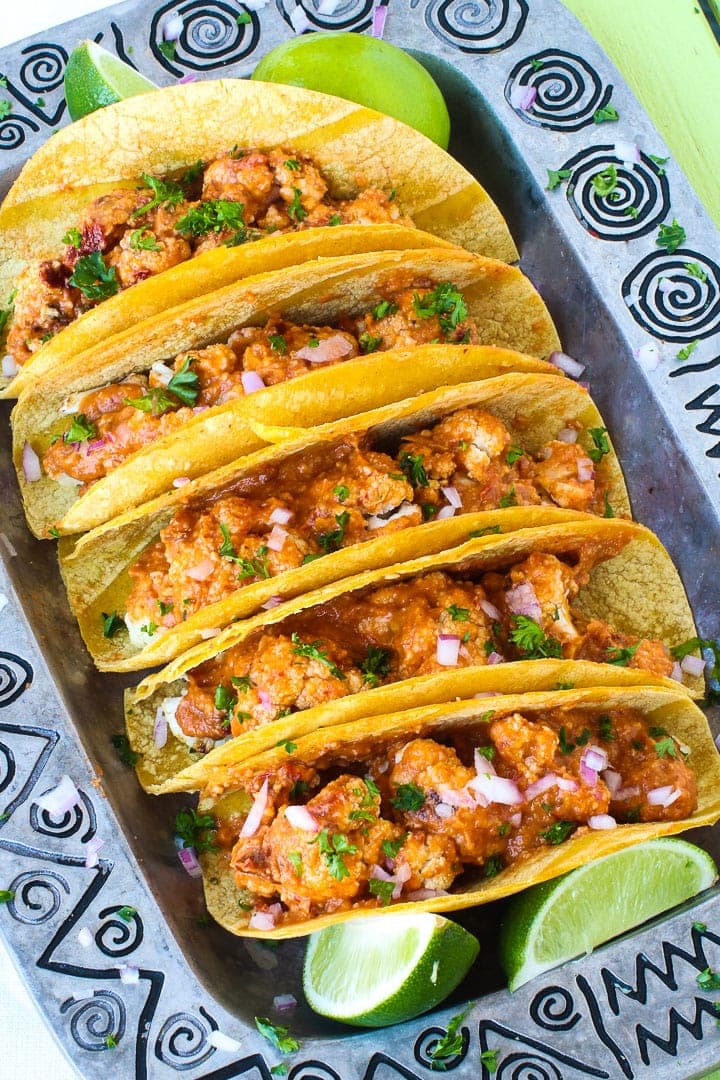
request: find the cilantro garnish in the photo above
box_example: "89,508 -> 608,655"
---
428,1008 -> 469,1068
447,604 -> 469,622
676,339 -> 699,362
685,262 -> 708,282
174,807 -> 216,852
271,1067 -> 288,1078
110,733 -> 138,768
284,158 -> 301,171
381,833 -> 408,860
391,782 -> 425,811
62,227 -> 82,248
237,545 -> 270,581
593,104 -> 619,123
287,187 -> 307,222
656,218 -> 686,254
649,153 -> 670,175
63,413 -> 97,443
328,213 -> 342,226
654,737 -> 678,759
558,726 -> 575,754
412,282 -> 468,338
369,877 -> 395,905
371,300 -> 398,321
116,905 -> 136,921
0,890 -> 14,904
314,828 -> 357,880
606,641 -> 641,666
587,426 -> 610,463
484,854 -> 503,879
540,820 -> 577,845
219,522 -> 239,560
316,510 -> 350,554
546,168 -> 571,191
290,779 -> 309,799
182,160 -> 205,185
360,646 -> 391,687
598,714 -> 614,741
268,333 -> 287,353
422,503 -> 438,520
0,100 -> 11,121
399,451 -> 428,488
592,165 -> 618,198
506,445 -> 524,465
333,484 -> 349,502
468,525 -> 503,538
214,684 -> 236,713
499,484 -> 517,508
477,745 -> 495,761
128,228 -> 161,251
158,40 -> 176,61
167,357 -> 200,405
625,205 -> 640,219
177,199 -> 246,240
231,674 -> 254,692
140,621 -> 157,637
481,1049 -> 500,1073
603,491 -> 615,518
530,57 -> 544,71
359,331 -> 382,354
697,967 -> 720,991
130,174 -> 185,219
287,851 -> 302,876
47,527 -> 61,539
509,616 -> 563,659
68,252 -> 119,301
101,611 -> 125,638
276,739 -> 297,754
105,1034 -> 117,1049
290,633 -> 345,679
255,1016 -> 300,1054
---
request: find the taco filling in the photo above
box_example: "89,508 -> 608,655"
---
6,148 -> 410,368
41,282 -> 477,487
160,555 -> 674,753
122,409 -> 610,641
213,704 -> 696,928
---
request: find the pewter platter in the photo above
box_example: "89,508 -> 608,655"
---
1,1 -> 720,1076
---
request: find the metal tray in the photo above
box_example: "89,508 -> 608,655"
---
1,2 -> 720,1076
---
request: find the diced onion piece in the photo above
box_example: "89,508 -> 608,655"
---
154,707 -> 168,749
261,596 -> 282,610
658,278 -> 674,295
681,654 -> 706,676
474,749 -> 496,776
163,12 -> 184,39
615,785 -> 640,801
371,1 -> 388,38
269,507 -> 292,526
22,442 -> 42,482
296,334 -> 353,363
405,888 -> 449,900
671,661 -> 683,682
55,471 -> 83,487
36,774 -> 81,816
273,993 -> 298,1011
647,785 -> 682,807
510,83 -> 538,111
557,428 -> 578,444
614,139 -> 641,166
249,909 -> 276,930
150,361 -> 174,385
199,627 -> 221,640
435,802 -> 453,819
487,651 -> 504,665
284,805 -> 320,833
172,476 -> 190,488
118,964 -> 140,985
2,355 -> 18,378
258,689 -> 271,709
524,773 -> 578,800
549,351 -> 586,379
469,773 -> 523,805
240,779 -> 269,838
208,1030 -> 243,1052
602,768 -> 622,796
77,927 -> 94,948
436,635 -> 460,667
185,557 -> 215,581
441,485 -> 462,509
178,846 -> 202,878
366,502 -> 416,530
576,457 -> 595,482
635,342 -> 664,371
436,505 -> 456,520
581,745 -> 609,773
509,812 -> 522,828
588,814 -> 617,830
84,836 -> 104,868
436,785 -> 476,808
480,598 -> 502,621
241,370 -> 265,394
266,524 -> 287,552
505,582 -> 541,621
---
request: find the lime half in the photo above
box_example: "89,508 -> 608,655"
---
500,838 -> 717,991
303,913 -> 479,1027
64,41 -> 158,121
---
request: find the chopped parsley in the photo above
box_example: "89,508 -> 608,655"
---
447,604 -> 469,622
391,783 -> 425,811
101,610 -> 125,638
270,1067 -> 288,1078
656,218 -> 686,254
603,492 -> 615,518
47,527 -> 61,539
291,633 -> 345,679
558,726 -> 575,755
237,545 -> 270,581
130,174 -> 185,219
399,451 -> 428,488
158,39 -> 176,61
290,779 -> 309,799
231,674 -> 254,692
598,714 -> 614,741
117,905 -> 136,921
182,160 -> 204,185
360,646 -> 391,687
477,745 -> 495,761
381,834 -> 408,860
110,733 -> 138,767
140,621 -> 158,637
276,739 -> 297,754
174,807 -> 216,852
284,158 -> 301,171
540,820 -> 577,845
606,641 -> 641,666
649,725 -> 668,738
158,600 -> 174,616
288,851 -> 302,876
219,522 -> 239,559
685,262 -> 708,282
333,484 -> 349,502
105,1034 -> 117,1049
649,153 -> 670,174
693,922 -> 707,933
499,484 -> 517,508
0,890 -> 14,904
176,199 -> 246,240
412,282 -> 468,338
328,213 -> 342,226
468,525 -> 503,538
587,426 -> 610,462
254,1016 -> 300,1054
371,299 -> 398,321
214,684 -> 236,713
625,205 -> 640,219
287,187 -> 307,222
428,1007 -> 469,1068
63,413 -> 97,443
369,877 -> 395,905
358,331 -> 382,354
484,854 -> 502,879
268,333 -> 287,353
546,167 -> 571,191
128,228 -> 161,251
592,165 -> 618,198
697,967 -> 720,991
593,103 -> 619,123
125,386 -> 176,415
654,737 -> 678,759
316,510 -> 350,553
422,503 -> 438,520
314,828 -> 357,880
167,357 -> 200,405
62,227 -> 82,248
677,339 -> 699,362
0,100 -> 11,122
68,252 -> 119,301
481,1049 -> 500,1073
509,616 -> 563,659
530,57 -> 544,71
506,445 -> 524,465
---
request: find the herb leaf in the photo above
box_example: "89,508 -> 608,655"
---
540,820 -> 577,845
101,611 -> 125,638
587,426 -> 610,463
593,104 -> 619,123
360,646 -> 391,687
174,807 -> 216,852
110,733 -> 138,767
412,282 -> 468,338
167,357 -> 200,406
255,1016 -> 300,1054
656,218 -> 686,254
547,168 -> 571,191
509,616 -> 563,659
68,252 -> 119,301
63,413 -> 97,443
391,782 -> 425,811
131,174 -> 185,219
291,633 -> 345,679
428,1008 -> 469,1068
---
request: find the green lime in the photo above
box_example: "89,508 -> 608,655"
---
500,838 -> 717,991
64,41 -> 158,122
252,33 -> 450,149
303,913 -> 478,1027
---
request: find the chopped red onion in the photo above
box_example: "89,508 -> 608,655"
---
269,507 -> 292,526
404,888 -> 449,900
549,351 -> 586,379
84,836 -> 105,868
150,361 -> 174,386
581,745 -> 609,773
525,773 -> 578,800
273,993 -> 298,1011
510,83 -> 538,111
199,627 -> 220,640
557,428 -> 578,444
615,785 -> 640,801
614,140 -> 641,166
240,779 -> 268,838
22,442 -> 42,482
647,785 -> 682,807
267,903 -> 283,918
506,582 -> 541,621
285,805 -> 320,833
185,557 -> 215,581
469,772 -> 523,805
436,635 -> 460,666
208,1030 -> 243,1052
267,524 -> 287,552
658,277 -> 674,295
117,964 -> 140,985
670,661 -> 683,682
588,814 -> 617,830
177,73 -> 197,84
296,334 -> 353,363
576,457 -> 595,482
178,846 -> 202,878
436,505 -> 456,520
172,476 -> 190,488
162,12 -> 184,39
474,691 -> 498,698
258,689 -> 272,709
366,502 -> 417,530
509,812 -> 522,828
261,596 -> 282,610
480,598 -> 502,621
602,768 -> 622,796
441,485 -> 462,509
36,774 -> 81,816
1,355 -> 18,378
86,438 -> 108,454
249,910 -> 276,930
154,707 -> 168,749
635,343 -> 664,371
372,0 -> 388,37
241,370 -> 265,394
436,784 -> 476,808
681,654 -> 706,676
77,927 -> 94,949
435,802 -> 453,819
474,748 -> 496,776
55,471 -> 82,487
487,651 -> 505,665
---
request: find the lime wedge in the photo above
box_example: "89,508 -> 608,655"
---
500,838 -> 717,991
64,41 -> 157,122
303,913 -> 479,1027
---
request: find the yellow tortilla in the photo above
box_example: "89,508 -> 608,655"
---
62,372 -> 629,671
0,79 -> 518,393
13,248 -> 561,538
197,684 -> 720,937
124,517 -> 702,794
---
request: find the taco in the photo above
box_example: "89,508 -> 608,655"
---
62,372 -> 628,672
0,79 -> 518,395
192,684 -> 720,937
13,247 -> 561,538
124,517 -> 704,794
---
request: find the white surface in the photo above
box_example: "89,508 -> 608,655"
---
0,11 -> 117,1080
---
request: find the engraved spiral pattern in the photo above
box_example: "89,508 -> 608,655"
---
563,146 -> 670,241
278,0 -> 374,33
289,1065 -> 342,1080
415,1025 -> 469,1069
622,249 -> 720,342
95,905 -> 144,957
420,0 -> 528,54
505,50 -> 611,130
0,114 -> 39,151
0,742 -> 15,794
19,43 -> 67,92
5,870 -> 70,924
497,1054 -> 563,1080
150,1 -> 259,74
0,653 -> 33,708
154,1009 -> 218,1070
61,990 -> 126,1052
30,786 -> 96,842
529,986 -> 580,1031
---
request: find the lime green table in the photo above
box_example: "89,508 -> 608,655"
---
564,0 -> 720,227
